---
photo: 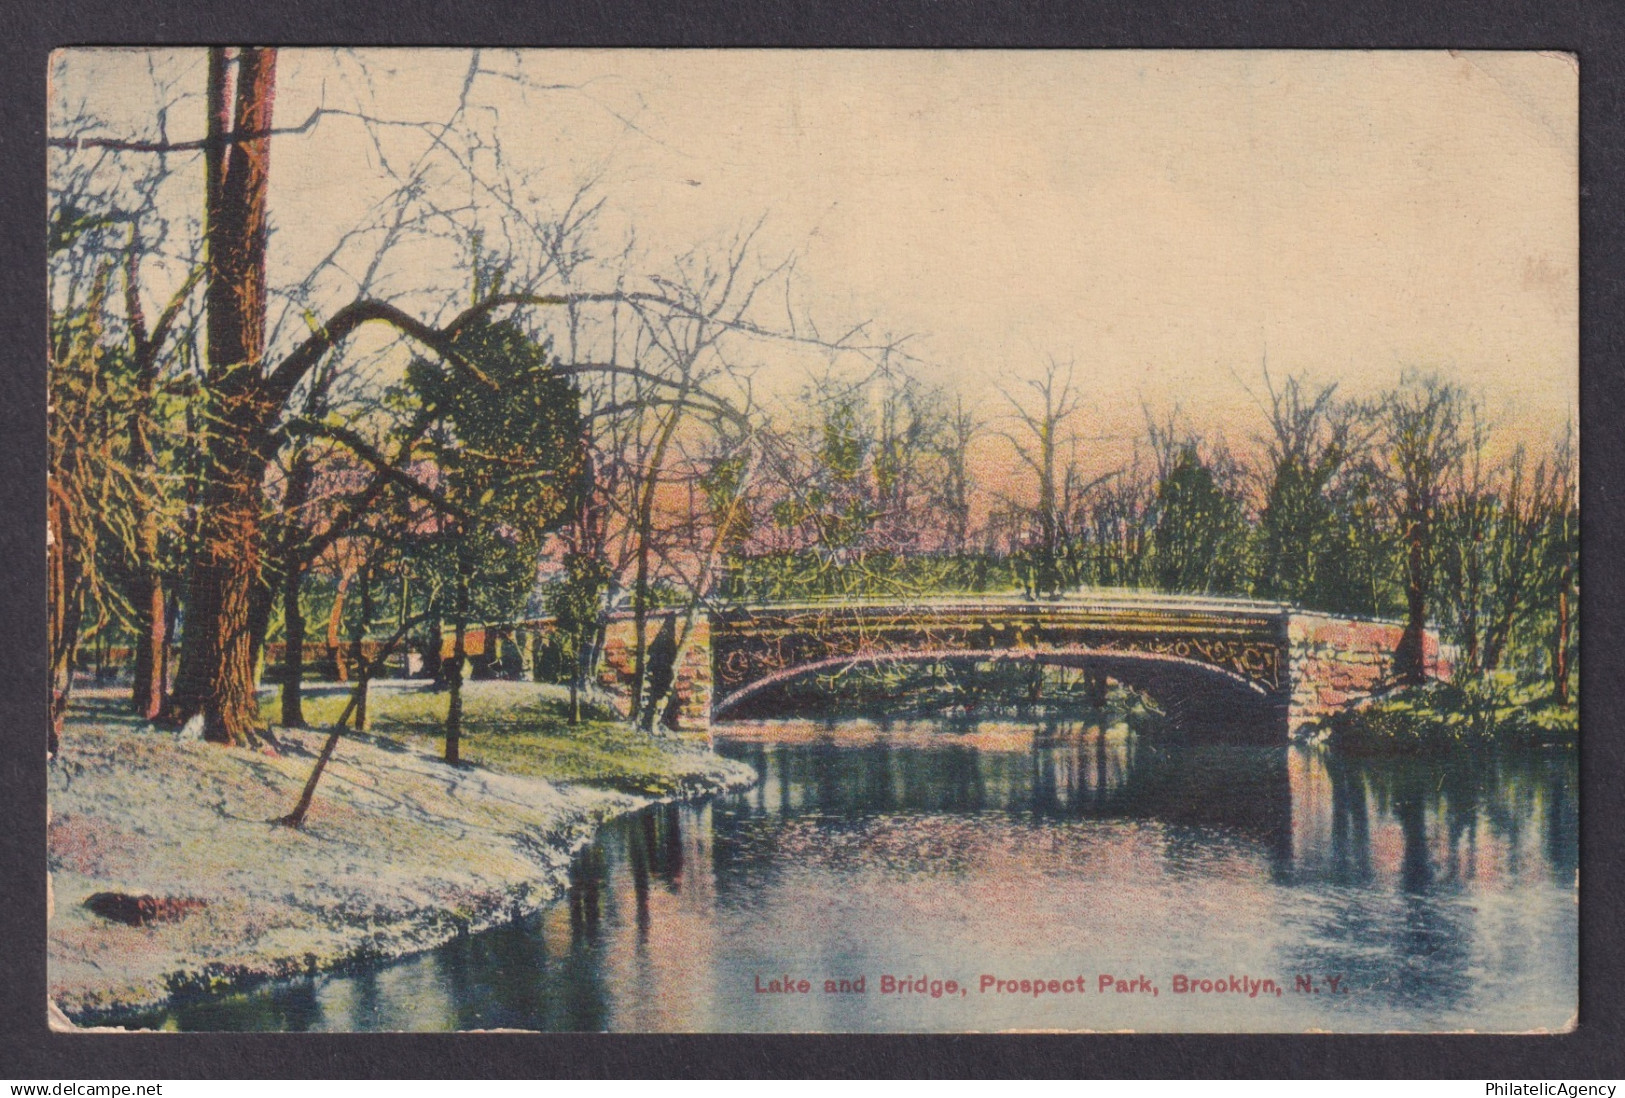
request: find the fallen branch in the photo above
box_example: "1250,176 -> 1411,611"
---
272,609 -> 432,828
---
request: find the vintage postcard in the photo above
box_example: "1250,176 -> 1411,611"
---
46,49 -> 1577,1033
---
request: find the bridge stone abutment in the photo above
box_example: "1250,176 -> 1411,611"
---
1284,613 -> 1453,730
592,615 -> 713,726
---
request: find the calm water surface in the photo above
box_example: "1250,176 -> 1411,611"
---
131,717 -> 1577,1032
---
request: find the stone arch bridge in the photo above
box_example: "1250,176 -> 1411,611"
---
563,593 -> 1451,741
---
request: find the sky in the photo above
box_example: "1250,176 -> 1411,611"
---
54,49 -> 1578,455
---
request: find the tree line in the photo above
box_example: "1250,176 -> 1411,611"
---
48,48 -> 1577,766
717,359 -> 1575,705
47,47 -> 893,755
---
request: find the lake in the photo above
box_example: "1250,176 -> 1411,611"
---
124,716 -> 1578,1032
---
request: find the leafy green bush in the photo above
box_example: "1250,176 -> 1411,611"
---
1324,674 -> 1575,756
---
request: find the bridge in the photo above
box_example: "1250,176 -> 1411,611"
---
577,592 -> 1453,741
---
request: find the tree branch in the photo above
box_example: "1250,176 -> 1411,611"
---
287,416 -> 472,526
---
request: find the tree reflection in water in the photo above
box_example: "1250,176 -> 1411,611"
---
115,717 -> 1577,1032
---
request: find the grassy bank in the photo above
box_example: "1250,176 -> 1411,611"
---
1322,675 -> 1577,756
262,680 -> 725,797
48,682 -> 755,1025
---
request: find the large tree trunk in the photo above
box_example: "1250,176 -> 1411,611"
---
129,537 -> 166,721
171,474 -> 269,743
169,47 -> 279,745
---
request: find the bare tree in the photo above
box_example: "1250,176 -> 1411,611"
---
51,47 -> 910,749
1435,406 -> 1495,672
998,358 -> 1084,598
48,273 -> 116,754
1375,373 -> 1471,684
1544,425 -> 1578,704
637,426 -> 761,729
933,395 -> 981,556
1245,368 -> 1366,608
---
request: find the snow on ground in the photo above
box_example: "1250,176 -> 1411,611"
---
47,687 -> 754,1023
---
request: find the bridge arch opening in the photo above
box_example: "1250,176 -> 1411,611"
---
709,646 -> 1286,739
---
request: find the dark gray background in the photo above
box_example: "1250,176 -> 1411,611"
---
3,0 -> 1620,1078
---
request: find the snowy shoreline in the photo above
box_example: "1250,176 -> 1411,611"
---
47,701 -> 755,1028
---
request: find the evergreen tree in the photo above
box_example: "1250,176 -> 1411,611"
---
407,315 -> 585,762
1151,446 -> 1249,596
